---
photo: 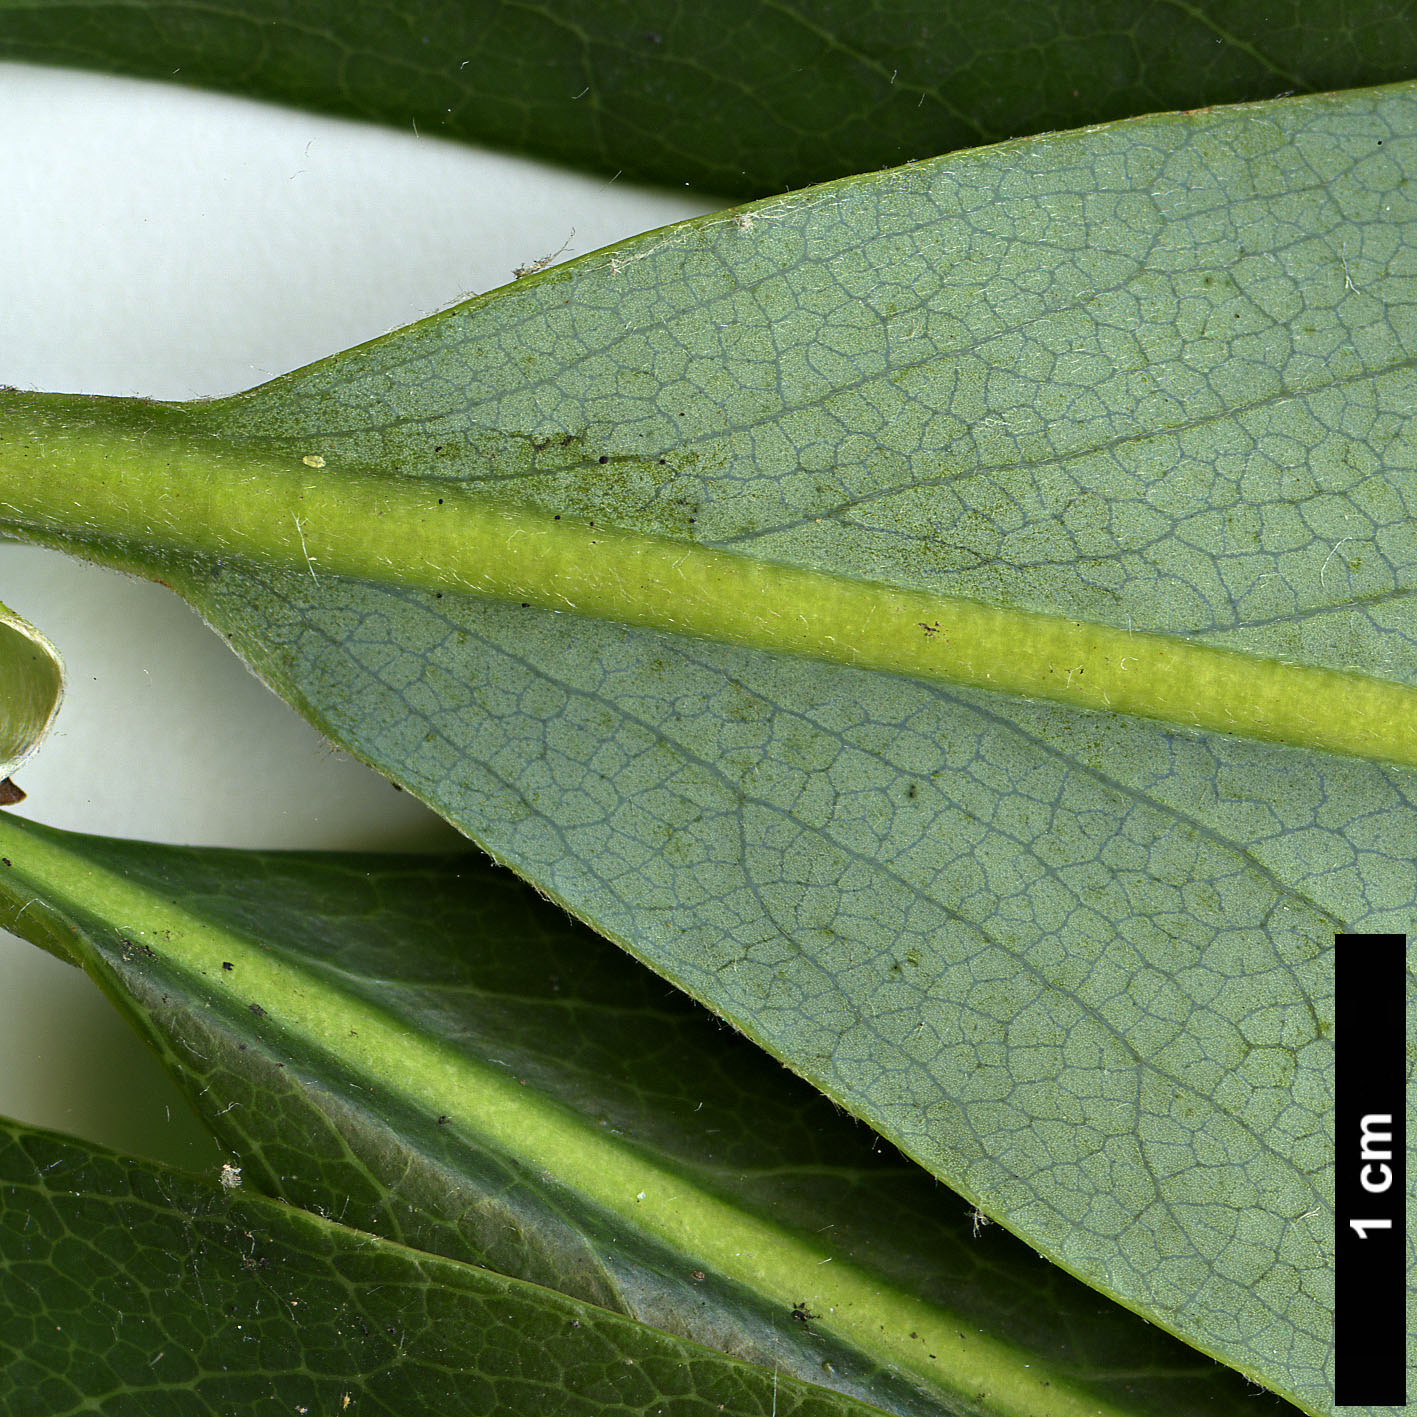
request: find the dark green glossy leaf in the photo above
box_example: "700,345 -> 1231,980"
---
1,1 -> 1417,194
0,1113 -> 896,1417
0,812 -> 1295,1417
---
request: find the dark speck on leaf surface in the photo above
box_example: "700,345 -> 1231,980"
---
222,961 -> 234,971
249,1003 -> 266,1017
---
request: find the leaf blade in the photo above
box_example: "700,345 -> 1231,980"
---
4,85 -> 1411,1411
0,1112 -> 899,1417
2,1 -> 1417,193
0,599 -> 62,783
0,812 -> 1296,1417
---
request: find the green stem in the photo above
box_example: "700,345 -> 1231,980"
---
2,389 -> 1415,768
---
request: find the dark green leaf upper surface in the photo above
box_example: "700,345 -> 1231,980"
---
1,1 -> 1417,194
0,1114 -> 890,1417
0,815 -> 1293,1417
5,85 -> 1415,1412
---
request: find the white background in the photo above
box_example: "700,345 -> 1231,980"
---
0,62 -> 715,1171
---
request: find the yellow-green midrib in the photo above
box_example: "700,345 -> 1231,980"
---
0,817 -> 1144,1417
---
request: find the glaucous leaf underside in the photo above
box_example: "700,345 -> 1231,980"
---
4,83 -> 1416,1413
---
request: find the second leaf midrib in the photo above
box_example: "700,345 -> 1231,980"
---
0,816 -> 1137,1417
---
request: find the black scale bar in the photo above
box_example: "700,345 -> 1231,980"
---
1335,932 -> 1407,1406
